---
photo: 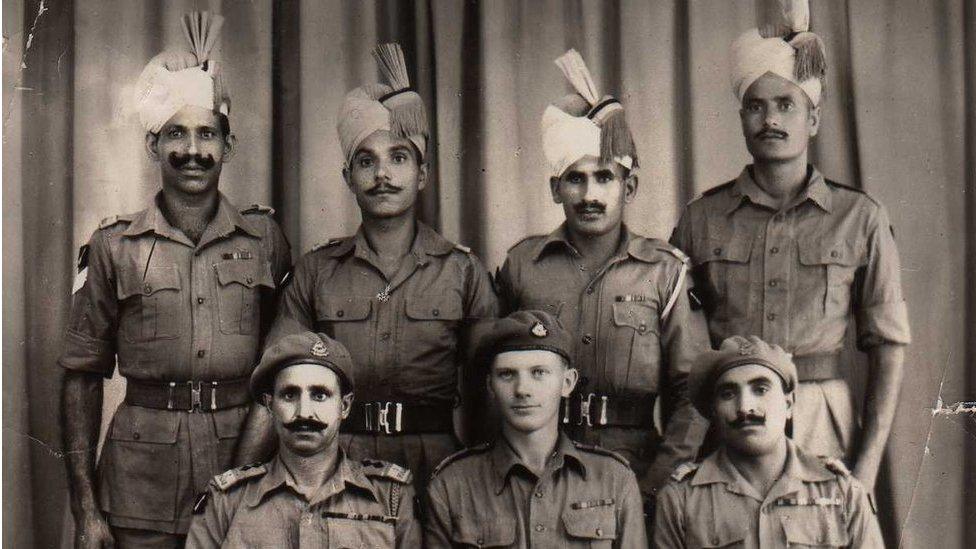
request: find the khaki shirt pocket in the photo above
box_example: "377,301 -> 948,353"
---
212,406 -> 248,472
98,405 -> 181,521
562,505 -> 617,547
798,239 -> 861,319
315,296 -> 373,355
326,515 -> 396,548
116,265 -> 183,342
691,233 -> 754,320
450,515 -> 517,547
781,510 -> 852,547
214,260 -> 275,335
400,293 -> 463,359
609,302 -> 660,392
687,524 -> 747,548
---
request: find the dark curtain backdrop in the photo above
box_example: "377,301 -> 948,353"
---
4,1 -> 975,547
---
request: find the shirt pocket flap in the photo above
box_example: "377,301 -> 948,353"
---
562,505 -> 617,540
405,294 -> 463,321
214,260 -> 275,289
611,302 -> 656,334
798,238 -> 861,267
108,405 -> 180,444
689,525 -> 748,548
317,296 -> 372,322
117,265 -> 181,300
782,515 -> 851,547
693,235 -> 753,265
451,516 -> 517,547
213,407 -> 247,439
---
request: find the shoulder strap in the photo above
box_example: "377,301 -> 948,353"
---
241,203 -> 276,216
571,441 -> 631,468
670,461 -> 700,482
211,463 -> 267,491
430,443 -> 491,478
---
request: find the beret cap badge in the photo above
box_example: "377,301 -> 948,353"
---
531,322 -> 548,338
311,341 -> 330,357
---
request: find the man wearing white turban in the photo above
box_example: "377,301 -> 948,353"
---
59,12 -> 291,548
671,0 -> 911,494
496,49 -> 711,526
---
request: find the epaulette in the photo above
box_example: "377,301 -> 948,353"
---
657,243 -> 690,264
241,203 -> 276,216
819,456 -> 851,477
701,180 -> 736,198
571,441 -> 631,468
824,179 -> 865,195
454,243 -> 472,254
210,463 -> 267,492
670,462 -> 700,482
98,214 -> 133,230
506,234 -> 545,253
311,238 -> 344,252
360,459 -> 412,484
431,443 -> 492,478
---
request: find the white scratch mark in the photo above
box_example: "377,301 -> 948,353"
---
930,400 -> 976,416
21,0 -> 48,69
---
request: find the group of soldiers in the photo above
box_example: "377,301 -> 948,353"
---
59,2 -> 910,548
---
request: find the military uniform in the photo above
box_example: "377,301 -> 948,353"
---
654,439 -> 884,548
271,222 -> 498,485
59,193 -> 291,534
425,433 -> 647,548
671,166 -> 911,457
497,225 -> 710,491
186,453 -> 420,548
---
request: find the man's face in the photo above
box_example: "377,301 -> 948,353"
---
712,363 -> 792,457
343,130 -> 427,220
550,155 -> 636,239
146,105 -> 235,195
739,72 -> 820,163
269,364 -> 353,457
488,350 -> 578,434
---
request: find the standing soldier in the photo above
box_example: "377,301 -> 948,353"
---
59,12 -> 291,548
670,0 -> 910,491
496,50 -> 710,504
235,43 -> 498,489
426,311 -> 647,548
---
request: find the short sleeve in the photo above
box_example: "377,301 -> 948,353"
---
855,204 -> 911,349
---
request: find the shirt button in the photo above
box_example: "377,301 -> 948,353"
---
143,283 -> 152,294
197,350 -> 206,358
712,247 -> 722,256
534,491 -> 544,498
197,297 -> 205,304
638,324 -> 647,333
770,246 -> 779,254
534,524 -> 545,532
595,528 -> 603,536
245,276 -> 253,284
132,432 -> 140,440
586,287 -> 594,294
830,250 -> 839,258
380,332 -> 391,340
769,280 -> 778,287
767,312 -> 777,321
336,309 -> 344,318
581,334 -> 593,345
432,308 -> 440,317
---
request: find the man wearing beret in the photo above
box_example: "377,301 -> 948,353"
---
496,49 -> 710,510
670,0 -> 909,492
186,331 -> 420,548
654,335 -> 883,548
425,311 -> 647,548
236,43 -> 497,490
59,12 -> 291,548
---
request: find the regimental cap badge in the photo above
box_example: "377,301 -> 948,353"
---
311,341 -> 330,357
738,340 -> 753,356
531,322 -> 548,338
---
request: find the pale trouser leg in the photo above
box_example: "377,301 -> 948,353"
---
792,379 -> 856,460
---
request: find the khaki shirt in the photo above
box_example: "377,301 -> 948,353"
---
58,193 -> 291,532
497,225 -> 710,488
671,166 -> 910,369
425,433 -> 648,548
186,453 -> 420,548
271,222 -> 498,404
654,440 -> 883,548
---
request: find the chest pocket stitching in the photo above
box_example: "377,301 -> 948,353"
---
107,405 -> 180,444
405,294 -> 463,321
797,239 -> 861,268
780,512 -> 851,547
214,260 -> 276,289
450,516 -> 518,547
611,301 -> 658,334
325,516 -> 396,548
116,266 -> 182,341
317,296 -> 373,322
692,234 -> 754,265
562,504 -> 617,540
117,265 -> 181,300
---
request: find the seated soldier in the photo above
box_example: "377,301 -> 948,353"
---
186,332 -> 419,548
654,335 -> 883,548
425,311 -> 647,548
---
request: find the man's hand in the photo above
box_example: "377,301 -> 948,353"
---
854,344 -> 905,494
75,510 -> 114,549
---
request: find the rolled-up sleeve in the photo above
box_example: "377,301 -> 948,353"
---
58,229 -> 118,377
855,204 -> 911,349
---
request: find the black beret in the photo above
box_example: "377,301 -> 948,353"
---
472,310 -> 573,372
250,332 -> 354,398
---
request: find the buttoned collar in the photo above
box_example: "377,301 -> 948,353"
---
325,221 -> 454,262
691,439 -> 834,501
245,450 -> 378,508
489,431 -> 587,495
122,192 -> 261,243
531,224 -> 657,264
726,165 -> 832,215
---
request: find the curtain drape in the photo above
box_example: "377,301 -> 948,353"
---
5,1 -> 974,547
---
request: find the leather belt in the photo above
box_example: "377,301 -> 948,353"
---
125,378 -> 251,412
794,353 -> 843,381
343,402 -> 454,435
563,392 -> 656,428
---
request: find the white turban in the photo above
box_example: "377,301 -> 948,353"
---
541,105 -> 633,178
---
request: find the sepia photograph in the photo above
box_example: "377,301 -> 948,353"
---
3,0 -> 974,547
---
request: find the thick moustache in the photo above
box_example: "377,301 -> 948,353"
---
168,152 -> 216,170
284,419 -> 328,432
366,184 -> 403,195
729,413 -> 766,429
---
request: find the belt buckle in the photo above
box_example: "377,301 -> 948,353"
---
364,403 -> 374,432
188,381 -> 202,412
579,393 -> 596,426
377,402 -> 402,435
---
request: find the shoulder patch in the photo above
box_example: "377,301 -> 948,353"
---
360,459 -> 413,484
454,243 -> 472,254
311,238 -> 344,252
820,456 -> 851,477
241,203 -> 276,216
701,180 -> 736,198
571,441 -> 631,468
211,463 -> 267,491
431,443 -> 492,478
670,462 -> 700,482
98,214 -> 133,230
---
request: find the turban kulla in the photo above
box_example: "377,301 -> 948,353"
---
730,0 -> 827,106
133,12 -> 230,134
337,43 -> 429,166
541,49 -> 637,178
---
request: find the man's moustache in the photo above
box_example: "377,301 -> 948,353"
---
365,182 -> 403,195
574,202 -> 606,214
284,418 -> 328,432
729,412 -> 766,429
168,152 -> 216,170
